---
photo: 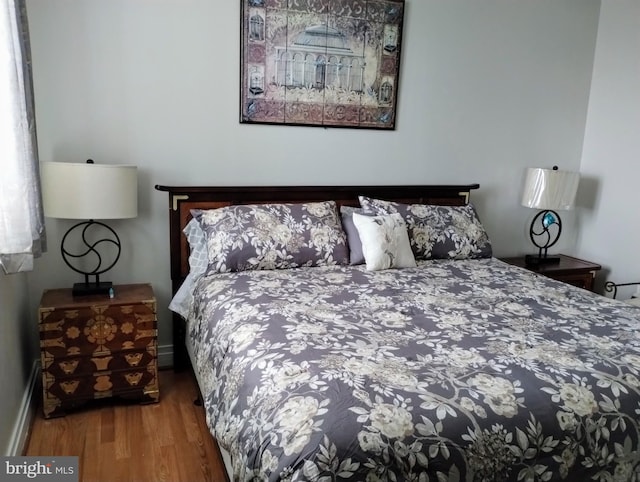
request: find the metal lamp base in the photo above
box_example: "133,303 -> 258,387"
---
60,219 -> 121,298
72,281 -> 113,297
526,209 -> 563,268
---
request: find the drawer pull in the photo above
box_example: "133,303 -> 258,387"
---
125,353 -> 143,366
60,380 -> 79,395
125,372 -> 143,386
58,359 -> 79,375
84,315 -> 117,350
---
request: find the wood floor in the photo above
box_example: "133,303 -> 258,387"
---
24,369 -> 229,482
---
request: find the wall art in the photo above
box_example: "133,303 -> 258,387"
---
240,0 -> 405,129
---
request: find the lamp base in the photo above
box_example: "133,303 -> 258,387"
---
72,281 -> 113,297
525,254 -> 561,268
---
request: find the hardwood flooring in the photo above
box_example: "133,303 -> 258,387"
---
24,369 -> 229,482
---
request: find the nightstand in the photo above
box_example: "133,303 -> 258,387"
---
38,283 -> 159,418
500,254 -> 601,292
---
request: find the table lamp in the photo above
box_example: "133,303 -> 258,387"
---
40,160 -> 138,296
521,166 -> 579,267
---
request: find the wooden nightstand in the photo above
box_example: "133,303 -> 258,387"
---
500,254 -> 601,292
38,283 -> 159,418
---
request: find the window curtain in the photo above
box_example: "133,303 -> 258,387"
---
0,0 -> 45,274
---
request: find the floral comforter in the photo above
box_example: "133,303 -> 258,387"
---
186,258 -> 640,482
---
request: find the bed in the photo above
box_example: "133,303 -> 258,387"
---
155,184 -> 640,482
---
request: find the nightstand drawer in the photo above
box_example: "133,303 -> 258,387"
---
42,365 -> 159,418
545,272 -> 595,291
42,346 -> 157,378
39,303 -> 156,357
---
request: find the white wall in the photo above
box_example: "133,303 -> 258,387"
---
25,0 -> 601,350
577,0 -> 640,297
0,273 -> 35,454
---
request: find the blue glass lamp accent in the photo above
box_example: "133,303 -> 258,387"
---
542,212 -> 556,229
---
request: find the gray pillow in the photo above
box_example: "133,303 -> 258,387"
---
194,201 -> 349,273
359,196 -> 492,260
340,205 -> 366,265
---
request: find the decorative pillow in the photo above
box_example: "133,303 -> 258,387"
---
340,205 -> 366,265
352,212 -> 416,271
168,217 -> 208,319
359,196 -> 492,260
184,215 -> 209,275
194,201 -> 349,273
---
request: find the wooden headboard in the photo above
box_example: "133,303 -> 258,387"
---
154,184 -> 479,369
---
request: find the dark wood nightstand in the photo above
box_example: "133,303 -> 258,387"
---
38,283 -> 159,418
500,254 -> 601,292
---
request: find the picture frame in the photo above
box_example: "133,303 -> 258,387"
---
240,0 -> 405,130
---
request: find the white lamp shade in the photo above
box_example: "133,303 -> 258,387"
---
521,167 -> 580,211
41,161 -> 138,219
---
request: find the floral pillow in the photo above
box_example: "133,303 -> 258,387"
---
352,212 -> 416,271
359,196 -> 492,260
194,201 -> 349,273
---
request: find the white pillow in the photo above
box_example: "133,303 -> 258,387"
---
352,212 -> 416,271
169,217 -> 209,318
184,215 -> 209,275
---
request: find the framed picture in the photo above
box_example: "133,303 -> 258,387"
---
240,0 -> 405,129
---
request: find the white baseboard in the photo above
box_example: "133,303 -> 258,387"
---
6,360 -> 39,456
157,344 -> 173,369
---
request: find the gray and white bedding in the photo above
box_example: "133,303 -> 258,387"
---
186,258 -> 640,481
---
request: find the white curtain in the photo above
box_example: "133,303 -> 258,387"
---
0,0 -> 45,274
